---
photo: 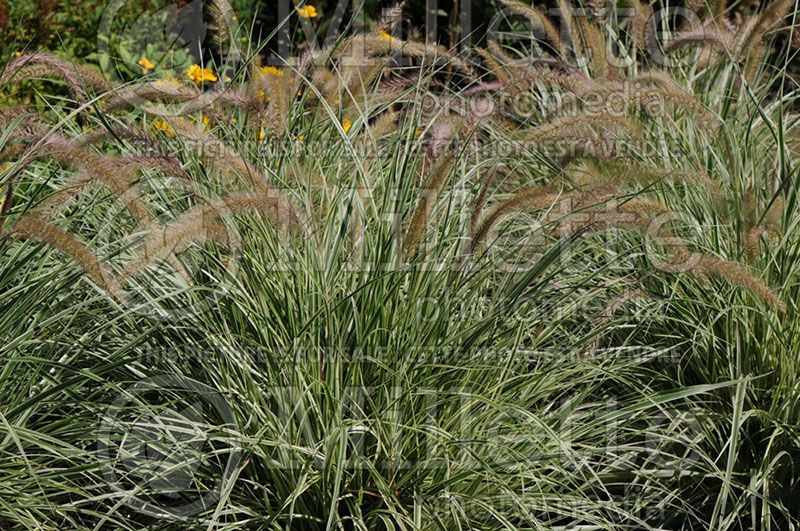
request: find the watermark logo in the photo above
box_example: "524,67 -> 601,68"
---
97,375 -> 241,518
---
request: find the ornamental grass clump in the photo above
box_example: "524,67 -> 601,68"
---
0,1 -> 798,527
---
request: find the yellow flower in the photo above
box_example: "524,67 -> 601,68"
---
201,115 -> 210,129
258,128 -> 266,142
138,57 -> 155,71
377,31 -> 392,40
153,118 -> 175,137
342,119 -> 352,134
295,5 -> 318,18
259,65 -> 284,77
186,64 -> 218,84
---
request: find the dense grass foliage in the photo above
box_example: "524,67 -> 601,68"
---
1,0 -> 799,528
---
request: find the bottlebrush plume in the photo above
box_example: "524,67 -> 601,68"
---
693,256 -> 786,313
0,53 -> 111,102
403,152 -> 456,259
7,214 -> 123,300
121,191 -> 307,281
497,0 -> 565,57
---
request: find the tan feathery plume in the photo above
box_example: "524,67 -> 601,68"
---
377,0 -> 407,34
121,208 -> 229,281
8,132 -> 154,225
742,41 -> 767,85
744,186 -> 758,229
555,0 -> 580,56
75,123 -> 161,150
8,215 -> 122,300
469,165 -> 508,239
421,122 -> 455,177
119,155 -> 190,182
664,25 -> 733,55
369,110 -> 399,138
71,124 -> 190,181
305,67 -> 335,104
341,57 -> 388,122
0,52 -> 112,102
497,0 -> 565,56
746,226 -> 766,258
169,118 -> 262,188
380,72 -> 421,93
636,83 -> 718,133
693,255 -> 786,313
486,40 -> 517,66
32,165 -> 146,223
712,0 -> 729,20
247,53 -> 267,110
264,68 -> 295,137
612,196 -> 692,261
558,71 -> 719,133
737,0 -> 795,60
515,67 -> 587,95
481,41 -> 588,95
104,82 -> 257,116
537,193 -> 695,266
634,69 -> 693,90
104,80 -> 200,111
461,81 -> 504,97
525,111 -> 644,145
588,0 -> 607,18
469,184 -> 562,254
121,190 -> 305,280
475,47 -> 513,87
167,118 -> 306,226
628,0 -> 653,51
0,106 -> 48,134
355,34 -> 476,77
601,161 -> 722,203
208,0 -> 241,64
578,18 -> 608,78
469,183 -> 685,258
10,127 -> 189,204
403,152 -> 456,259
743,188 -> 784,259
460,98 -> 489,141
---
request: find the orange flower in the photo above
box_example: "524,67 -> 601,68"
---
153,118 -> 175,137
138,57 -> 155,71
259,65 -> 284,77
187,64 -> 217,84
296,5 -> 318,18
